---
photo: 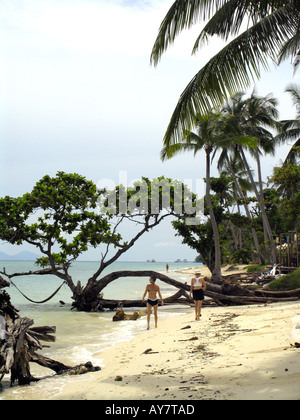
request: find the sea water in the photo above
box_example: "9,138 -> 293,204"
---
0,260 -> 201,400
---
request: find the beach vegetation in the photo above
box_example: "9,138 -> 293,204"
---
161,89 -> 281,277
169,87 -> 300,270
218,91 -> 279,265
151,1 -> 299,272
231,248 -> 252,265
266,268 -> 300,291
247,265 -> 268,273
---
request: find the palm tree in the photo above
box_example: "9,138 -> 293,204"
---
276,83 -> 300,165
243,90 -> 279,198
219,92 -> 279,264
161,111 -> 224,284
151,0 -> 299,147
218,147 -> 266,264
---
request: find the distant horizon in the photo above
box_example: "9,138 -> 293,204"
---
0,250 -> 201,264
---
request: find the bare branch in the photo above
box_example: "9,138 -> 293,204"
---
0,266 -> 65,280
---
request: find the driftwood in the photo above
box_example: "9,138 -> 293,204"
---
100,288 -> 190,311
0,287 -> 100,386
254,288 -> 300,298
112,309 -> 143,321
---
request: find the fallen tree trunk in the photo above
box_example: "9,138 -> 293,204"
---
98,289 -> 298,310
84,270 -> 300,310
98,288 -> 190,310
97,270 -> 191,294
204,290 -> 299,305
254,288 -> 300,298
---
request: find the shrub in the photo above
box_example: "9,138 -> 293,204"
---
232,248 -> 252,264
267,268 -> 300,291
247,264 -> 267,273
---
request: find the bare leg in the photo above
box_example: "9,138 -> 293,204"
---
153,305 -> 158,328
194,301 -> 198,320
147,304 -> 152,330
197,301 -> 203,319
194,301 -> 202,320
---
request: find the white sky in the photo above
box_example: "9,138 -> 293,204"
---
1,0 -> 299,262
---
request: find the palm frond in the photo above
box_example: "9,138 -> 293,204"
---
276,126 -> 300,143
163,9 -> 296,147
278,35 -> 300,63
192,0 -> 257,51
283,138 -> 300,165
221,134 -> 258,149
150,0 -> 296,66
160,141 -> 200,161
150,0 -> 227,67
192,1 -> 296,52
285,83 -> 300,113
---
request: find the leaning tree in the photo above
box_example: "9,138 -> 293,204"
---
0,172 -> 202,312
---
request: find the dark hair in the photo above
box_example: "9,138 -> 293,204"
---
150,276 -> 156,282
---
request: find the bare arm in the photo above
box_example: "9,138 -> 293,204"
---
189,278 -> 195,297
157,286 -> 164,305
142,286 -> 148,302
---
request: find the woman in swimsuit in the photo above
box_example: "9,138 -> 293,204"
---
189,270 -> 206,320
142,276 -> 164,330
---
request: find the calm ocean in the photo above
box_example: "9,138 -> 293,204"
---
0,260 -> 201,400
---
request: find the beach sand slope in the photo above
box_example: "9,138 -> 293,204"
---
54,301 -> 300,400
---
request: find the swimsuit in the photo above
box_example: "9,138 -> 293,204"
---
147,288 -> 159,306
192,289 -> 204,301
192,278 -> 205,301
147,299 -> 159,306
193,278 -> 203,287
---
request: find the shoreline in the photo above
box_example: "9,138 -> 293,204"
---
51,300 -> 300,400
169,263 -> 250,281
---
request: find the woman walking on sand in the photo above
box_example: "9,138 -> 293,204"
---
190,270 -> 206,320
142,276 -> 164,330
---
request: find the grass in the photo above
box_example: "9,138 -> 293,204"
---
246,264 -> 267,273
266,268 -> 300,291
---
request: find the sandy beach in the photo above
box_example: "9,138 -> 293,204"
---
3,264 -> 297,401
53,297 -> 300,400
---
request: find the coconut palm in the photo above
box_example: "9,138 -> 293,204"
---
161,110 -> 258,283
151,0 -> 299,147
243,90 -> 279,198
219,92 -> 279,264
218,148 -> 266,264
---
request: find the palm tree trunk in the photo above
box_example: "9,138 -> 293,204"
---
255,149 -> 272,261
205,149 -> 223,284
239,148 -> 276,264
236,203 -> 243,250
226,157 -> 265,264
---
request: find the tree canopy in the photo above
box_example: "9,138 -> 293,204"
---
0,172 -> 201,311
